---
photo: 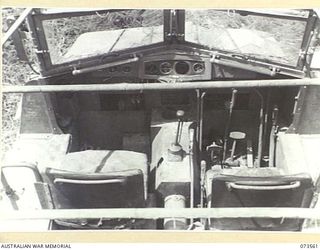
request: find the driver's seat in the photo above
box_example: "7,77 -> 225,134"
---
44,150 -> 148,229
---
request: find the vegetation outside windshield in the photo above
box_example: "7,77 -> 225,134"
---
185,10 -> 308,66
42,9 -> 164,65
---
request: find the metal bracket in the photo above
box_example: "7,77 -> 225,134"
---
35,49 -> 49,54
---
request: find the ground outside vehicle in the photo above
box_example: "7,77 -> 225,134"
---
1,8 -> 320,231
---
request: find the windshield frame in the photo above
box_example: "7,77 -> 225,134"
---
182,9 -> 315,70
28,8 -> 316,76
28,8 -> 167,75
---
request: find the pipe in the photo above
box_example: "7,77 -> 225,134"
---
254,89 -> 264,168
200,160 -> 206,208
263,89 -> 271,154
2,79 -> 319,94
2,8 -> 33,46
196,89 -> 201,147
1,208 -> 319,220
199,92 -> 206,153
188,128 -> 195,224
257,108 -> 264,167
163,195 -> 187,230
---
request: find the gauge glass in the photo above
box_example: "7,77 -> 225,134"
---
175,61 -> 190,74
193,63 -> 205,73
159,62 -> 173,75
122,65 -> 132,73
109,66 -> 119,72
145,63 -> 158,75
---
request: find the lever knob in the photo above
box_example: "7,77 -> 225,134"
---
176,110 -> 185,119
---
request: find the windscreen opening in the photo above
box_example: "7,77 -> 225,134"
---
185,10 -> 308,66
42,9 -> 164,64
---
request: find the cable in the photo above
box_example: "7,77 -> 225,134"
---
26,61 -> 40,75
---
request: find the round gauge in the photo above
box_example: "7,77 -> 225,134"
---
122,65 -> 132,73
175,61 -> 190,75
109,66 -> 119,72
159,62 -> 173,75
193,63 -> 205,73
145,63 -> 158,75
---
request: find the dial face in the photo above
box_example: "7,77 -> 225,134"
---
109,66 -> 119,72
122,65 -> 132,73
145,63 -> 158,75
193,62 -> 205,73
175,61 -> 190,74
159,62 -> 173,75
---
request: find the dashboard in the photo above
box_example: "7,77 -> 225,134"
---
145,60 -> 205,76
139,52 -> 212,81
84,49 -> 263,83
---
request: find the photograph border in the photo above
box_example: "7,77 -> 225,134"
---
1,0 -> 320,243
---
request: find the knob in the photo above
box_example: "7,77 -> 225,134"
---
176,110 -> 185,119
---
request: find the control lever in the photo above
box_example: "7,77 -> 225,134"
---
222,89 -> 238,164
175,110 -> 185,145
269,106 -> 279,167
229,131 -> 246,160
168,110 -> 185,162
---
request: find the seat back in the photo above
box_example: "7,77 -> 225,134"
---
45,168 -> 145,209
209,172 -> 314,231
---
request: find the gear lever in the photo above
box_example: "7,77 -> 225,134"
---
175,110 -> 185,145
168,110 -> 185,162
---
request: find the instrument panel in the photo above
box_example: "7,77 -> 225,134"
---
87,50 -> 212,82
145,60 -> 206,76
140,51 -> 212,81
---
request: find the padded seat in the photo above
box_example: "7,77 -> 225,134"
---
54,150 -> 148,197
44,150 -> 148,229
206,168 -> 314,231
46,168 -> 145,209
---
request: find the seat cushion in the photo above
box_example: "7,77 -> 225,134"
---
56,150 -> 148,197
206,167 -> 314,231
46,167 -> 145,209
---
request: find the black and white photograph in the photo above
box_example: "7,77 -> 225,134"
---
1,7 -> 320,235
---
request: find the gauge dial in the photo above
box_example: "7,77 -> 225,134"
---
159,62 -> 173,75
175,61 -> 190,74
122,65 -> 132,73
109,66 -> 119,72
193,63 -> 205,73
145,63 -> 158,75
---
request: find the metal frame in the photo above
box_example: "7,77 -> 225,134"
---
2,8 -> 33,46
224,9 -> 310,21
28,9 -> 167,76
1,207 -> 319,221
25,8 -> 318,77
2,79 -> 320,94
298,12 -> 319,69
181,9 -> 316,71
33,9 -> 128,20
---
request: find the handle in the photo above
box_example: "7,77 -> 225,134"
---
226,181 -> 301,191
229,89 -> 238,112
54,178 -> 125,185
